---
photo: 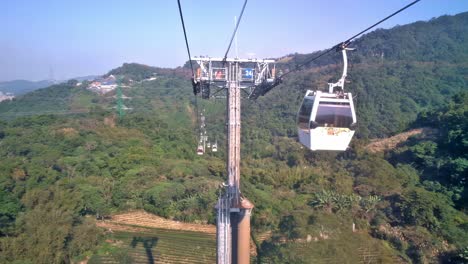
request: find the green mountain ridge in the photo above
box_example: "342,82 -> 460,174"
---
0,75 -> 99,96
0,80 -> 55,96
105,62 -> 190,83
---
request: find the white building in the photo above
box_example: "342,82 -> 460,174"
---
0,91 -> 14,102
87,75 -> 118,94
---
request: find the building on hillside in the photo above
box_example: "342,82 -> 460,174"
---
0,91 -> 14,102
87,75 -> 118,94
142,76 -> 157,82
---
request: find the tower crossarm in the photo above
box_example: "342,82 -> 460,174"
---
191,57 -> 277,94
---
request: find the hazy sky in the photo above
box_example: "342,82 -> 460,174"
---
1,0 -> 467,81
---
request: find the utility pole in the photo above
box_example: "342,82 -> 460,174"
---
192,57 -> 279,264
49,66 -> 57,84
116,86 -> 125,118
114,86 -> 132,119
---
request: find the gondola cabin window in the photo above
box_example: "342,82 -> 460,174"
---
298,97 -> 314,130
315,102 -> 354,128
212,68 -> 227,81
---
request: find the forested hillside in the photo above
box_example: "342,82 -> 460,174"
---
0,80 -> 101,119
106,63 -> 189,83
0,12 -> 467,264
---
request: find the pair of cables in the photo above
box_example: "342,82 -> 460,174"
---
177,0 -> 248,75
177,0 -> 249,136
177,0 -> 421,97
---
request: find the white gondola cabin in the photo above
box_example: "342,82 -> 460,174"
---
297,90 -> 356,151
197,145 -> 204,155
297,47 -> 357,151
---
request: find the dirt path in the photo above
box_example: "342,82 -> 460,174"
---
96,221 -> 156,233
186,104 -> 197,126
97,210 -> 216,234
365,127 -> 437,153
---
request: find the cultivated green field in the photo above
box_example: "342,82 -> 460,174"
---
88,228 -> 216,264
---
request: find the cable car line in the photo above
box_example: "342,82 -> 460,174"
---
343,0 -> 421,48
278,0 -> 422,80
177,0 -> 195,77
177,0 -> 202,144
222,0 -> 248,63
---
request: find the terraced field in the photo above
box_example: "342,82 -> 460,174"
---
103,211 -> 216,234
90,211 -> 405,263
89,226 -> 216,264
259,238 -> 407,264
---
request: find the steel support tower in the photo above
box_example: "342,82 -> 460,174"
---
115,86 -> 132,119
192,57 -> 277,264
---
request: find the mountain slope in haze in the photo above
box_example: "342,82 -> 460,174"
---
0,80 -> 55,96
0,82 -> 101,119
0,64 -> 189,119
0,75 -> 99,96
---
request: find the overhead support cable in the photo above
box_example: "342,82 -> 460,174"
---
177,0 -> 201,136
177,0 -> 195,77
342,0 -> 421,46
279,0 -> 422,79
222,0 -> 248,63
